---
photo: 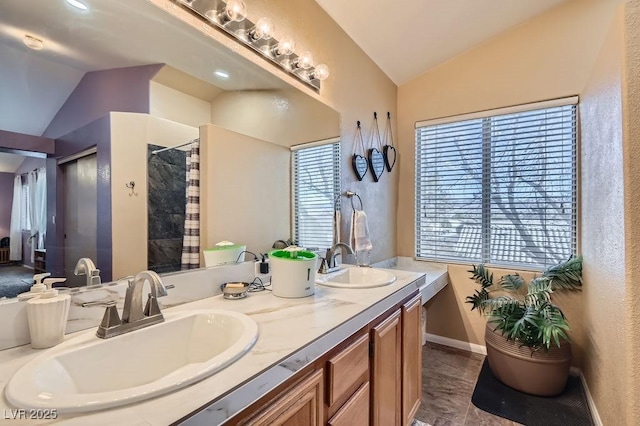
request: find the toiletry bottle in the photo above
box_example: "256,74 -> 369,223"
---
16,273 -> 52,301
26,278 -> 70,349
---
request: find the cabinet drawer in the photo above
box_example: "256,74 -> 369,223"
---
327,333 -> 369,406
249,369 -> 324,426
328,382 -> 370,426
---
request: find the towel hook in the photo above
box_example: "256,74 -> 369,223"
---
345,190 -> 363,211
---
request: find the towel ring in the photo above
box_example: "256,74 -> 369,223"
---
346,191 -> 363,211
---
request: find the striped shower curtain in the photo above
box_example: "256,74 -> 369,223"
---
181,141 -> 200,269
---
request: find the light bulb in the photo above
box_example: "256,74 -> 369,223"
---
65,0 -> 88,10
311,64 -> 330,81
224,0 -> 247,22
204,9 -> 217,21
23,35 -> 44,51
274,35 -> 296,56
250,17 -> 275,41
295,51 -> 314,70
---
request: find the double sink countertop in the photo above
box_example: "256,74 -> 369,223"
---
0,265 -> 447,425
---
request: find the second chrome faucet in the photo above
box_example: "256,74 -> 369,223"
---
96,271 -> 168,339
318,243 -> 354,274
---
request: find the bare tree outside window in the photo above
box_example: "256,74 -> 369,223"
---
416,103 -> 576,269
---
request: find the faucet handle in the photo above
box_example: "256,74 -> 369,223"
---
318,257 -> 329,274
144,294 -> 163,317
96,305 -> 122,338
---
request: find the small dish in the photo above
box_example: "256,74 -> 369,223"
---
220,282 -> 250,300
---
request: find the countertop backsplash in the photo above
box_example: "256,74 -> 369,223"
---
0,261 -> 255,350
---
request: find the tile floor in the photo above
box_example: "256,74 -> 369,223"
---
414,342 -> 522,426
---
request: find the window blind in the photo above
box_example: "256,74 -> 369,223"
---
292,141 -> 341,249
415,101 -> 577,270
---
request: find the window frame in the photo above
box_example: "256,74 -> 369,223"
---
291,138 -> 341,250
414,97 -> 579,271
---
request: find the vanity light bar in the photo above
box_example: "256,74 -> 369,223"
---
175,0 -> 326,91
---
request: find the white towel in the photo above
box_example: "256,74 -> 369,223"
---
350,210 -> 373,252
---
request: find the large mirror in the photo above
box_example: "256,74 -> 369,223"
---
0,0 -> 340,300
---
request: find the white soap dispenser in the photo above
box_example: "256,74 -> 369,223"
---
16,273 -> 52,301
26,278 -> 70,349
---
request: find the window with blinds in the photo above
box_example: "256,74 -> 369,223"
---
292,141 -> 341,249
21,180 -> 31,231
415,100 -> 577,270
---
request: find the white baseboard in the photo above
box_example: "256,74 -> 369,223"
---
575,369 -> 603,426
425,333 -> 487,355
426,334 -> 602,426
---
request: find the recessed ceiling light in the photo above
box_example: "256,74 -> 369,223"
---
214,70 -> 230,79
65,0 -> 88,11
23,35 -> 44,50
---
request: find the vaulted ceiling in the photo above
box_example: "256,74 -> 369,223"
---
315,0 -> 570,85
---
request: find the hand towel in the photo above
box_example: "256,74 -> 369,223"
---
350,210 -> 373,252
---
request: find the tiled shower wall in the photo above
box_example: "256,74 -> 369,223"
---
147,144 -> 186,273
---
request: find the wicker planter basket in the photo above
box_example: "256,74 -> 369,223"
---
484,323 -> 572,396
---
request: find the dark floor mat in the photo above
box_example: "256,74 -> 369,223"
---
0,265 -> 34,298
472,360 -> 593,426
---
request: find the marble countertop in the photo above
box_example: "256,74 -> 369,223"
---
0,266 -> 447,425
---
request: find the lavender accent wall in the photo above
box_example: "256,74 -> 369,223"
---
0,130 -> 54,155
43,64 -> 163,140
48,115 -> 112,281
0,172 -> 13,239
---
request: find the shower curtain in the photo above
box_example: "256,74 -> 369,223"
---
9,176 -> 22,261
27,168 -> 47,263
181,142 -> 200,269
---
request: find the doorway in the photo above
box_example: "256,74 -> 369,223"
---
62,153 -> 97,287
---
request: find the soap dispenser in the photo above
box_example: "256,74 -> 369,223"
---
26,278 -> 70,349
17,273 -> 52,301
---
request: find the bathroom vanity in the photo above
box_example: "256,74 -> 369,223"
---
0,266 -> 447,425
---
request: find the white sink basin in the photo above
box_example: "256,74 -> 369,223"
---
316,267 -> 396,289
6,309 -> 258,413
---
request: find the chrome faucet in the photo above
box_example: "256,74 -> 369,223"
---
74,258 -> 101,287
318,243 -> 355,274
96,271 -> 168,339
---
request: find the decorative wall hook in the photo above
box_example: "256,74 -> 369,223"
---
382,111 -> 397,172
368,111 -> 385,182
352,121 -> 368,181
125,181 -> 138,197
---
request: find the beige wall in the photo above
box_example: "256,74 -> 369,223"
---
199,124 -> 290,257
110,112 -> 199,279
151,0 -> 398,263
149,81 -> 212,128
398,0 -> 620,259
210,89 -> 340,147
398,0 -> 621,373
580,7 -> 627,425
623,0 -> 640,423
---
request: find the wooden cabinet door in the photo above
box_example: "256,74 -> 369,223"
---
402,296 -> 422,425
328,382 -> 370,426
250,369 -> 324,426
371,309 -> 402,426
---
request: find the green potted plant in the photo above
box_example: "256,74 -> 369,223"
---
466,255 -> 583,396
